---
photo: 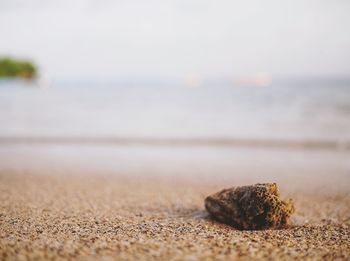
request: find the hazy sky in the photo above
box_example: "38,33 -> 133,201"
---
0,0 -> 349,80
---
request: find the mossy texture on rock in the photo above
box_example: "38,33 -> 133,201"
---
0,57 -> 37,79
205,183 -> 295,230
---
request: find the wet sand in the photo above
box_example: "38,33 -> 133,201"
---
1,172 -> 349,260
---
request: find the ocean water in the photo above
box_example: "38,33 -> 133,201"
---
0,79 -> 350,144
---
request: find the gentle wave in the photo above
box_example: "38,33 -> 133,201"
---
0,136 -> 349,151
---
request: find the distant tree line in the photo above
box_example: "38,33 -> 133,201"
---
0,57 -> 37,79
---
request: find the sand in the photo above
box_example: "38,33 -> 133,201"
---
0,172 -> 349,261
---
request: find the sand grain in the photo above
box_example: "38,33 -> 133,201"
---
0,173 -> 349,260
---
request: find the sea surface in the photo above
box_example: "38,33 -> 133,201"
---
0,78 -> 350,144
1,78 -> 350,184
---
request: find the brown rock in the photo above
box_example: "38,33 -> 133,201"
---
205,183 -> 295,230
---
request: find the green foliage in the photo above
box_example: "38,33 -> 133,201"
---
0,57 -> 38,79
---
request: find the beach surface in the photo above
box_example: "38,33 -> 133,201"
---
1,168 -> 350,260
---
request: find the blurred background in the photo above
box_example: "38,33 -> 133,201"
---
0,0 -> 349,187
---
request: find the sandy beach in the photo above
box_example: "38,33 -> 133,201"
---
2,0 -> 350,259
1,169 -> 349,260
